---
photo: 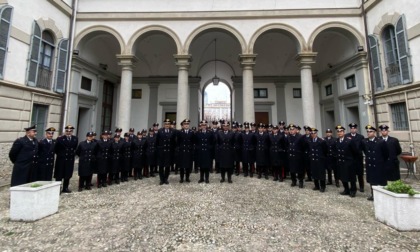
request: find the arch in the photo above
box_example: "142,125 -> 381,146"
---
184,23 -> 247,54
36,18 -> 63,42
307,22 -> 365,51
249,23 -> 307,53
127,25 -> 182,55
74,25 -> 125,54
202,79 -> 233,122
373,12 -> 401,35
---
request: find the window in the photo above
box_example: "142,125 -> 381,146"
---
101,81 -> 114,132
81,76 -> 92,91
368,35 -> 384,91
293,88 -> 301,98
345,75 -> 356,89
325,84 -> 332,96
254,88 -> 268,98
54,39 -> 68,93
381,15 -> 412,87
0,5 -> 12,79
390,102 -> 409,131
31,104 -> 48,131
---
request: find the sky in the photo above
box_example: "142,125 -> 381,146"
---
204,82 -> 231,104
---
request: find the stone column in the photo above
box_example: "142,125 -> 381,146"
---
189,81 -> 199,127
116,55 -> 137,132
354,52 -> 373,127
66,65 -> 81,134
233,82 -> 243,122
240,54 -> 257,123
296,52 -> 317,127
174,54 -> 191,129
274,82 -> 287,123
147,82 -> 159,128
331,74 -> 341,125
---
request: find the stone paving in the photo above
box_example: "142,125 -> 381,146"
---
1,172 -> 420,251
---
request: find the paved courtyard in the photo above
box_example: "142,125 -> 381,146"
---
1,173 -> 420,251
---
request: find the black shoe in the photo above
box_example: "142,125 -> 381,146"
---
175,171 -> 178,175
198,179 -> 204,183
273,178 -> 279,181
98,184 -> 102,188
244,173 -> 248,177
359,188 -> 365,193
235,173 -> 240,176
78,187 -> 83,192
265,175 -> 269,180
195,170 -> 198,174
159,181 -> 164,185
139,176 -> 143,180
115,180 -> 120,184
85,186 -> 92,190
179,179 -> 184,183
250,173 -> 253,178
279,178 -> 284,182
205,180 -> 209,184
258,175 -> 262,179
340,190 -> 350,195
228,180 -> 233,183
349,192 -> 356,198
102,183 -> 107,187
367,196 -> 374,201
186,178 -> 191,183
291,182 -> 297,187
312,187 -> 320,191
164,180 -> 169,184
134,177 -> 138,181
62,188 -> 72,193
220,179 -> 225,183
335,181 -> 340,187
299,181 -> 304,188
320,188 -> 325,193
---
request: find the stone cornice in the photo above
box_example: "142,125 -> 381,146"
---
374,82 -> 420,98
133,76 -> 201,84
72,56 -> 120,83
0,80 -> 63,98
231,76 -> 301,83
76,8 -> 361,21
47,0 -> 72,16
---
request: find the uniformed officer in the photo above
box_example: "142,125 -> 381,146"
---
96,130 -> 112,186
37,127 -> 56,181
233,123 -> 243,176
110,134 -> 123,184
146,128 -> 158,178
176,119 -> 196,183
324,129 -> 339,187
153,123 -> 159,134
115,127 -> 123,136
345,123 -> 365,192
217,120 -> 235,183
9,125 -> 39,186
255,123 -> 270,179
211,120 -> 220,173
308,128 -> 328,192
302,125 -> 312,182
379,124 -> 402,181
196,120 -> 215,183
336,125 -> 358,198
240,122 -> 256,177
269,125 -> 286,182
156,119 -> 176,185
287,124 -> 307,188
362,125 -> 389,201
76,132 -> 97,191
121,132 -> 133,182
54,125 -> 78,193
132,130 -> 147,180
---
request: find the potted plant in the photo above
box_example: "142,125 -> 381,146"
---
9,181 -> 61,221
372,180 -> 420,231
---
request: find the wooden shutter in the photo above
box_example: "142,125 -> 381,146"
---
0,6 -> 12,79
54,39 -> 68,93
368,35 -> 383,91
26,22 -> 42,86
395,14 -> 412,84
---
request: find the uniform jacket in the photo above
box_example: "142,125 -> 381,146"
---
217,130 -> 235,168
286,134 -> 308,174
76,140 -> 97,176
268,133 -> 286,167
156,128 -> 176,167
336,136 -> 358,182
132,137 -> 147,168
9,136 -> 39,186
308,137 -> 328,180
37,138 -> 56,181
54,135 -> 78,180
255,132 -> 269,166
176,129 -> 196,169
345,132 -> 364,175
195,129 -> 215,169
240,131 -> 256,164
362,137 -> 389,185
146,134 -> 158,166
96,139 -> 112,174
383,136 -> 402,181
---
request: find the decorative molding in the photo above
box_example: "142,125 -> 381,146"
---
46,0 -> 72,16
0,80 -> 63,98
36,18 -> 63,41
232,76 -> 301,83
373,12 -> 401,35
408,23 -> 420,40
10,26 -> 30,45
255,101 -> 275,106
159,101 -> 177,106
374,82 -> 420,98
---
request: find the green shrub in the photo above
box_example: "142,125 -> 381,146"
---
30,183 -> 43,188
385,180 -> 419,196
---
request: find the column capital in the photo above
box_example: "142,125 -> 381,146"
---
296,52 -> 317,68
274,82 -> 286,89
116,54 -> 138,70
148,82 -> 160,88
239,54 -> 257,69
233,82 -> 242,89
353,52 -> 368,70
188,82 -> 200,88
174,54 -> 192,70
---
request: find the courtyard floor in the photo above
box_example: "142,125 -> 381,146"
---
0,172 -> 420,251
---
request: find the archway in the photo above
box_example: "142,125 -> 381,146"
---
202,81 -> 232,122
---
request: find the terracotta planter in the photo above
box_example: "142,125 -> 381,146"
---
373,186 -> 420,231
9,181 -> 61,221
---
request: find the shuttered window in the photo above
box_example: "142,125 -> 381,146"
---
0,5 -> 12,79
26,22 -> 42,87
54,39 -> 68,93
395,14 -> 412,84
390,102 -> 409,131
368,35 -> 383,91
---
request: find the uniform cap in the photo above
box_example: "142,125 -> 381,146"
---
378,124 -> 389,131
348,123 -> 358,128
45,127 -> 56,132
115,128 -> 123,133
153,123 -> 160,127
181,119 -> 191,126
278,121 -> 286,126
200,120 -> 208,125
325,129 -> 333,133
86,132 -> 94,137
129,128 -> 135,132
335,125 -> 346,131
64,125 -> 75,130
164,118 -> 171,124
124,132 -> 129,137
25,125 -> 37,131
365,125 -> 377,131
113,134 -> 120,138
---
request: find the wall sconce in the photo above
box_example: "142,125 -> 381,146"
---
99,63 -> 108,71
212,39 -> 219,86
357,46 -> 364,52
73,50 -> 79,55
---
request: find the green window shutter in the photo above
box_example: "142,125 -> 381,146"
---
0,6 -> 12,79
54,39 -> 68,93
368,35 -> 383,91
26,22 -> 42,87
395,14 -> 412,84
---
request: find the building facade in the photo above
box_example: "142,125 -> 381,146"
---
0,0 -> 419,182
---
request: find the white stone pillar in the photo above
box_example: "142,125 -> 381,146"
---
233,82 -> 243,122
116,55 -> 137,132
354,52 -> 373,127
296,52 -> 317,127
240,54 -> 257,123
174,55 -> 191,129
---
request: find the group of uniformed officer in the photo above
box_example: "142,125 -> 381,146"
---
9,119 -> 402,200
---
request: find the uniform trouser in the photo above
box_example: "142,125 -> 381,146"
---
327,167 -> 339,183
342,181 -> 357,193
110,172 -> 119,182
357,174 -> 365,190
272,166 -> 282,179
257,165 -> 268,177
134,166 -> 143,178
58,178 -> 70,190
97,173 -> 107,185
243,163 -> 250,175
215,162 -> 220,173
305,160 -> 312,180
159,166 -> 170,182
314,179 -> 326,189
221,167 -> 233,181
120,171 -> 128,181
149,165 -> 157,176
235,161 -> 241,174
200,168 -> 210,181
179,166 -> 191,180
78,176 -> 90,188
290,172 -> 304,183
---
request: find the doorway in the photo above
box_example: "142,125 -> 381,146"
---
255,112 -> 269,124
77,107 -> 91,140
202,82 -> 231,122
346,106 -> 360,127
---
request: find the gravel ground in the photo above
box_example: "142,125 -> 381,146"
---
1,172 -> 420,251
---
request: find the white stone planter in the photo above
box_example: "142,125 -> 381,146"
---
373,186 -> 420,231
9,181 -> 61,221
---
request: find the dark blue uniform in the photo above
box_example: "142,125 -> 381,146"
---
121,140 -> 133,182
176,129 -> 196,182
96,139 -> 112,185
54,135 -> 78,191
255,132 -> 270,179
362,137 -> 389,186
234,131 -> 242,175
37,138 -> 55,181
156,128 -> 176,183
76,140 -> 97,190
146,133 -> 158,177
382,136 -> 402,181
217,130 -> 235,182
9,136 -> 39,186
336,136 -> 358,196
287,134 -> 307,187
268,133 -> 286,181
110,139 -> 124,183
240,131 -> 256,177
132,136 -> 147,180
308,137 -> 328,191
196,129 -> 215,182
345,132 -> 365,191
324,136 -> 339,186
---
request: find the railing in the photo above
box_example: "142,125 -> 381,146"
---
36,67 -> 52,90
386,64 -> 401,87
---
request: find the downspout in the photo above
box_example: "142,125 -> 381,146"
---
61,0 -> 78,133
404,91 -> 416,171
361,0 -> 379,127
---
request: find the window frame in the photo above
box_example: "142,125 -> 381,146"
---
325,84 -> 332,96
293,88 -> 301,98
0,5 -> 13,79
254,88 -> 268,98
345,75 -> 356,90
390,102 -> 409,131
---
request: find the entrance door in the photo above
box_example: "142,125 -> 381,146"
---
77,107 -> 91,140
255,112 -> 269,124
165,112 -> 176,122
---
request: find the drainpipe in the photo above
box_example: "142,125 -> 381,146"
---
361,0 -> 379,128
61,0 -> 78,133
404,90 -> 416,171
